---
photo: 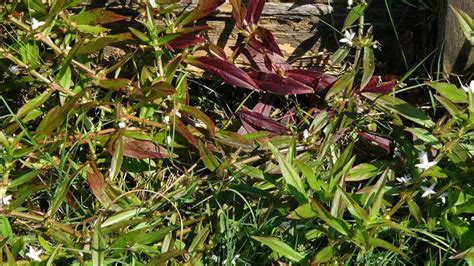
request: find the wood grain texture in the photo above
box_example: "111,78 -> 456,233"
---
439,0 -> 474,74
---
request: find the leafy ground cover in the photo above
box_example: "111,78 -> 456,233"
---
0,0 -> 473,265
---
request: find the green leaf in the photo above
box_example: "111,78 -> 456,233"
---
76,24 -> 109,33
426,82 -> 467,103
407,199 -> 422,224
337,185 -> 368,220
77,33 -> 133,54
14,89 -> 52,121
70,8 -> 127,25
343,4 -> 367,29
268,142 -> 307,203
252,236 -> 305,262
434,95 -> 463,117
346,161 -> 387,181
189,226 -> 210,253
310,199 -> 351,236
451,6 -> 474,46
313,246 -> 333,264
368,237 -> 408,259
325,72 -> 355,100
288,203 -> 318,220
198,141 -> 219,171
363,93 -> 435,127
332,47 -> 350,65
361,46 -> 375,89
180,105 -> 216,137
47,168 -> 81,217
97,78 -> 131,90
406,127 -> 442,149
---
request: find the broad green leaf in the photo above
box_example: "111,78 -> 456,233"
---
343,3 -> 367,29
361,46 -> 375,89
296,160 -> 322,193
427,82 -> 467,103
181,105 -> 216,136
70,8 -> 127,25
451,6 -> 474,46
77,33 -> 133,54
288,203 -> 317,220
363,93 -> 435,127
101,208 -> 147,228
325,72 -> 355,100
337,185 -> 368,220
406,127 -> 442,149
310,199 -> 350,236
435,95 -> 463,117
368,237 -> 408,258
332,47 -> 350,65
97,78 -> 131,90
189,226 -> 210,252
407,199 -> 422,224
252,236 -> 305,262
313,246 -> 333,264
198,141 -> 219,171
14,89 -> 52,121
76,24 -> 109,33
268,142 -> 307,203
346,161 -> 387,181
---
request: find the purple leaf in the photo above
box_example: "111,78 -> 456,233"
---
167,33 -> 206,50
186,56 -> 259,91
255,27 -> 283,56
177,0 -> 224,26
362,76 -> 397,94
239,107 -> 290,135
249,72 -> 314,95
286,69 -> 337,92
246,0 -> 265,25
358,131 -> 392,153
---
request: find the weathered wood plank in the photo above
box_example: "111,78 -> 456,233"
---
439,0 -> 474,74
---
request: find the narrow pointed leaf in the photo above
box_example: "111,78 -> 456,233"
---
252,236 -> 305,262
249,72 -> 314,95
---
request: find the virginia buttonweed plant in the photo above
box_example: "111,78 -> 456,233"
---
0,0 -> 473,264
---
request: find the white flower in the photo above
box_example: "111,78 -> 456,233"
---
339,30 -> 356,46
163,116 -> 170,124
211,254 -> 218,262
347,0 -> 353,8
303,129 -> 310,141
421,184 -> 436,198
31,18 -> 45,30
415,151 -> 437,170
223,254 -> 240,265
1,195 -> 12,206
175,111 -> 182,118
439,192 -> 448,204
8,65 -> 19,75
25,246 -> 42,262
118,121 -> 126,129
166,136 -> 172,145
396,175 -> 411,184
393,147 -> 401,158
149,0 -> 157,8
461,80 -> 474,93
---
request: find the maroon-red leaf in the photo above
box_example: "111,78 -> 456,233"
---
249,72 -> 314,95
239,107 -> 290,135
174,117 -> 200,149
230,0 -> 247,29
363,77 -> 397,94
167,33 -> 206,50
286,69 -> 337,92
177,0 -> 224,25
358,131 -> 392,153
122,137 -> 174,159
255,27 -> 283,56
246,0 -> 265,25
186,56 -> 259,91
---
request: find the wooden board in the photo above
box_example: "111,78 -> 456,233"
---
439,0 -> 474,75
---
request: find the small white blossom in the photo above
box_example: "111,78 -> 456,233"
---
25,246 -> 42,262
461,80 -> 474,93
166,136 -> 172,145
439,192 -> 448,204
347,0 -> 353,8
163,116 -> 170,124
396,175 -> 411,184
303,129 -> 310,141
8,65 -> 20,75
393,147 -> 401,158
31,18 -> 45,30
339,30 -> 356,46
223,254 -> 240,265
211,254 -> 218,262
421,184 -> 436,198
175,111 -> 182,118
118,121 -> 126,129
194,120 -> 207,129
149,0 -> 157,8
415,151 -> 437,170
1,195 -> 12,206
